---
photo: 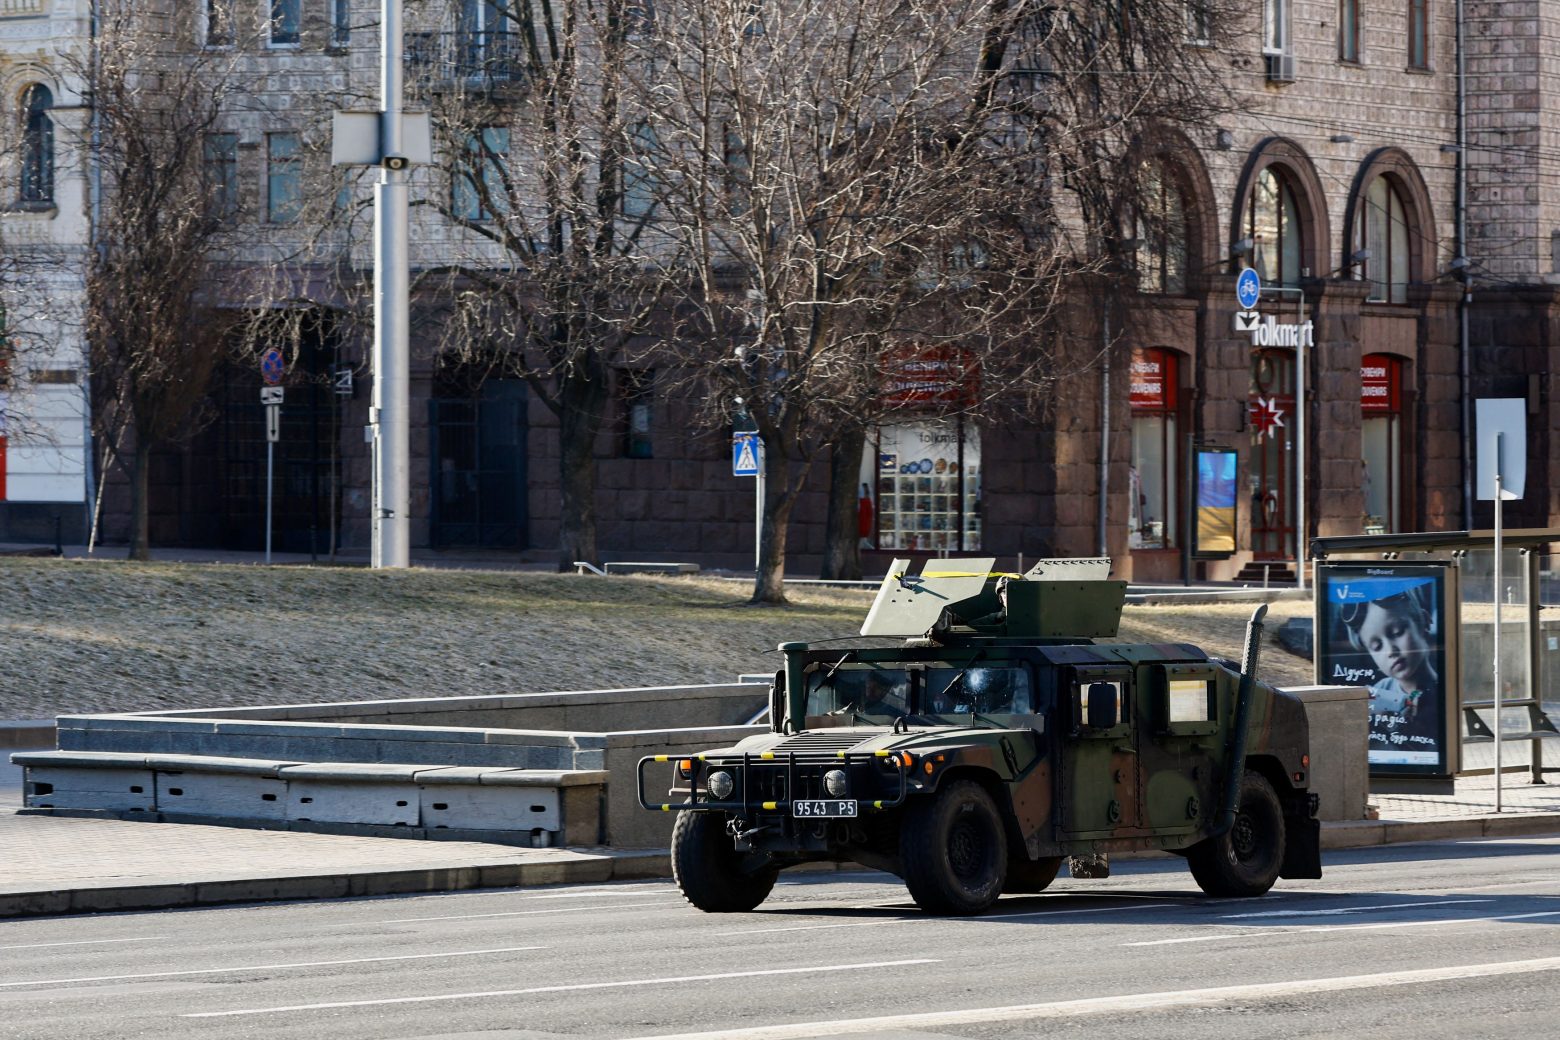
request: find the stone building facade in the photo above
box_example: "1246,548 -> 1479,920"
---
2,1 -> 1556,577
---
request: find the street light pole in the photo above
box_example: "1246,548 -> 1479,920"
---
371,0 -> 410,569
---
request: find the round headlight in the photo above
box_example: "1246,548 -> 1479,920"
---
823,769 -> 848,797
707,770 -> 735,800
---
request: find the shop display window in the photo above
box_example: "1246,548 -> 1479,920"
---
872,421 -> 980,551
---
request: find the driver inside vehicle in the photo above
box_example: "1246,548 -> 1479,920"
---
862,669 -> 909,717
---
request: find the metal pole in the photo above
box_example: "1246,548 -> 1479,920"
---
265,438 -> 274,565
1097,304 -> 1110,557
755,439 -> 764,578
1456,0 -> 1472,529
371,0 -> 410,568
1295,291 -> 1307,592
1493,431 -> 1503,811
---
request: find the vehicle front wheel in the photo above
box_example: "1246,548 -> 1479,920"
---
900,779 -> 1008,915
1187,769 -> 1285,897
671,811 -> 778,913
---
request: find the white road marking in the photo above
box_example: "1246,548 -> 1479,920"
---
981,902 -> 1180,922
379,901 -> 676,923
180,958 -> 942,1018
1123,909 -> 1560,947
0,937 -> 169,951
524,885 -> 672,899
610,954 -> 1560,1039
1220,898 -> 1492,919
714,922 -> 886,937
0,946 -> 546,989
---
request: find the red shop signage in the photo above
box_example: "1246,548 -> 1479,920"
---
1130,348 -> 1177,410
1361,354 -> 1399,413
882,345 -> 978,408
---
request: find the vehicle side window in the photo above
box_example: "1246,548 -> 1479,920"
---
1149,664 -> 1219,735
1069,669 -> 1131,737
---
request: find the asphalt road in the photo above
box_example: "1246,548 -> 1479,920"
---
4,837 -> 1560,1040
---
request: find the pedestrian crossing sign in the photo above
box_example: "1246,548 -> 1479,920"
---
733,433 -> 760,476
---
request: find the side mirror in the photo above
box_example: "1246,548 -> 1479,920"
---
1086,682 -> 1119,729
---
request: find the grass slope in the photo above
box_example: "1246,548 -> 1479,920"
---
1,558 -> 1316,717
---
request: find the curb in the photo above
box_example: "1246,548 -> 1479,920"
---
7,814 -> 1560,919
0,849 -> 671,919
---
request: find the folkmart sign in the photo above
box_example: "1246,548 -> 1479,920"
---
1234,310 -> 1315,348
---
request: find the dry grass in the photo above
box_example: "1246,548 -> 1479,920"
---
0,557 -> 1318,717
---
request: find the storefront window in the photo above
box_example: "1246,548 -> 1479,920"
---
1361,353 -> 1403,534
873,420 -> 980,551
1129,348 -> 1180,549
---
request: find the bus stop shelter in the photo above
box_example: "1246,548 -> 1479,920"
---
1311,528 -> 1560,792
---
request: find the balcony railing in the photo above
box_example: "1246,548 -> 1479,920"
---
406,32 -> 528,92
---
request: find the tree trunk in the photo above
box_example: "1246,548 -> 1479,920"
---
751,439 -> 803,604
129,438 -> 152,561
555,369 -> 608,571
820,425 -> 867,580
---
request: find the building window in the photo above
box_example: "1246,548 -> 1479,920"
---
330,0 -> 351,47
270,0 -> 300,46
873,420 -> 980,552
206,0 -> 235,46
1134,161 -> 1187,295
1408,0 -> 1429,69
1339,0 -> 1360,61
1263,0 -> 1289,54
1185,0 -> 1213,44
266,132 -> 303,223
452,126 -> 510,222
20,84 -> 53,205
1361,354 -> 1404,533
1245,166 -> 1303,288
1130,348 -> 1180,551
621,369 -> 654,458
622,121 -> 658,219
1355,175 -> 1410,303
203,133 -> 240,220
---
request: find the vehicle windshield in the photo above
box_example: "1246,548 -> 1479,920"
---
804,663 -> 1035,720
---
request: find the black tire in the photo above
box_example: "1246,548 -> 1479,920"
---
900,779 -> 1008,915
671,811 -> 779,913
1004,855 -> 1063,894
1187,769 -> 1285,897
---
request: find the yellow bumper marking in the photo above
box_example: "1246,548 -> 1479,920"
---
762,801 -> 778,810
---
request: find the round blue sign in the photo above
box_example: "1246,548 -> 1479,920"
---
1236,267 -> 1261,310
261,348 -> 284,386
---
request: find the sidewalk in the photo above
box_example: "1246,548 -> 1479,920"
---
4,759 -> 1559,919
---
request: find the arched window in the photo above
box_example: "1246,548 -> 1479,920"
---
20,84 -> 53,204
1244,167 -> 1302,287
1133,161 -> 1188,294
1355,175 -> 1410,303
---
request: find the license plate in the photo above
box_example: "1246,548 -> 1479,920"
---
792,799 -> 857,818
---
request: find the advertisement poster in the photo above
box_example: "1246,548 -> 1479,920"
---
1193,446 -> 1236,557
1316,564 -> 1454,776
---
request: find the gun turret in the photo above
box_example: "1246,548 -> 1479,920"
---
860,557 -> 1126,641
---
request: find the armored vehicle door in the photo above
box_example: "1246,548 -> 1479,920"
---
1136,663 -> 1223,835
1057,664 -> 1141,838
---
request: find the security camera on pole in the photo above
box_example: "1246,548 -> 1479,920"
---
331,2 -> 432,569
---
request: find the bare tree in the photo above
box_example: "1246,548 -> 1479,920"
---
409,0 -> 664,568
71,1 -> 260,559
627,0 -> 1083,601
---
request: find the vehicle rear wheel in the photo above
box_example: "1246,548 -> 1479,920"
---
1187,769 -> 1285,897
1004,855 -> 1062,894
671,811 -> 778,913
900,779 -> 1008,915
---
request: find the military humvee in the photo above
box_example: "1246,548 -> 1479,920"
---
638,557 -> 1321,915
